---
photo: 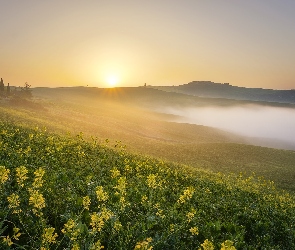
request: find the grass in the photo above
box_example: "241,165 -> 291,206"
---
1,87 -> 295,192
1,121 -> 295,249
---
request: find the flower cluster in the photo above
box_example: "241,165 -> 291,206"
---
42,227 -> 58,244
0,165 -> 10,185
83,196 -> 91,210
147,174 -> 159,189
177,187 -> 195,204
32,167 -> 45,188
16,166 -> 28,187
220,240 -> 236,250
28,188 -> 46,215
90,207 -> 113,233
189,226 -> 199,235
61,219 -> 80,242
7,193 -> 21,213
96,186 -> 109,203
200,239 -> 214,250
134,237 -> 153,250
186,208 -> 196,222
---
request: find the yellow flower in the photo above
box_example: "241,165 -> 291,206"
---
186,208 -> 196,222
3,235 -> 13,246
33,167 -> 45,188
134,237 -> 153,250
141,195 -> 148,204
110,168 -> 120,178
177,187 -> 194,204
0,166 -> 10,185
220,240 -> 236,250
12,227 -> 21,241
114,220 -> 122,231
90,240 -> 104,250
147,174 -> 157,189
114,177 -> 127,195
200,239 -> 214,250
61,219 -> 80,241
83,196 -> 91,210
72,243 -> 80,250
189,226 -> 199,235
96,186 -> 108,203
29,189 -> 45,211
90,207 -> 113,233
7,193 -> 21,213
16,166 -> 28,187
42,227 -> 58,244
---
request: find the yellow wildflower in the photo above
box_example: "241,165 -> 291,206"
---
7,193 -> 21,213
90,240 -> 104,250
72,243 -> 80,250
42,227 -> 58,244
90,207 -> 113,233
141,195 -> 148,204
16,166 -> 28,187
147,174 -> 157,189
83,196 -> 91,210
186,208 -> 196,222
61,219 -> 81,241
96,186 -> 108,203
220,240 -> 236,250
177,187 -> 194,204
3,235 -> 13,246
33,167 -> 45,188
114,220 -> 122,231
114,177 -> 127,195
189,226 -> 199,235
200,239 -> 214,250
12,227 -> 21,241
29,189 -> 45,213
110,168 -> 120,178
134,237 -> 153,250
0,166 -> 10,185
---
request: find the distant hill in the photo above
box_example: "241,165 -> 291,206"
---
151,81 -> 295,104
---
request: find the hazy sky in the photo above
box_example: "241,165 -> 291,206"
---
1,1 -> 295,89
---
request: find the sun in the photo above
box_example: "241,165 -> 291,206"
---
106,75 -> 119,87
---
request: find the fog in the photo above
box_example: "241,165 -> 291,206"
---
161,105 -> 295,148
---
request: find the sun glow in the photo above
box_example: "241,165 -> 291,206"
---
106,75 -> 119,87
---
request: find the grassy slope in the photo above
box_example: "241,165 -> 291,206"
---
1,87 -> 295,192
0,121 -> 295,249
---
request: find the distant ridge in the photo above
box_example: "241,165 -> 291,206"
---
152,81 -> 295,104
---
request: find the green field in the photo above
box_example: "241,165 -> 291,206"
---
1,87 -> 295,249
1,121 -> 295,249
1,87 -> 295,192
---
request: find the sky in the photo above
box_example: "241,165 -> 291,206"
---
0,0 -> 295,89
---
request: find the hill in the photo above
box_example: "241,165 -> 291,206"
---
1,121 -> 295,249
0,87 -> 295,192
151,81 -> 295,104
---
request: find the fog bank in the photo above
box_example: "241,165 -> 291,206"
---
162,105 -> 295,148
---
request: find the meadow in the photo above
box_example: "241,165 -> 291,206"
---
1,87 -> 295,249
1,121 -> 295,249
1,87 -> 295,192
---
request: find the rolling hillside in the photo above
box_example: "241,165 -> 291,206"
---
0,86 -> 295,192
151,81 -> 295,104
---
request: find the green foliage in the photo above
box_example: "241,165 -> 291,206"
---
0,121 -> 295,249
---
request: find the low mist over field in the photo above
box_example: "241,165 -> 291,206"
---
161,105 -> 295,148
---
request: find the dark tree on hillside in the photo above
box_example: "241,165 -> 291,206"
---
7,83 -> 10,95
20,82 -> 32,98
0,78 -> 4,92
